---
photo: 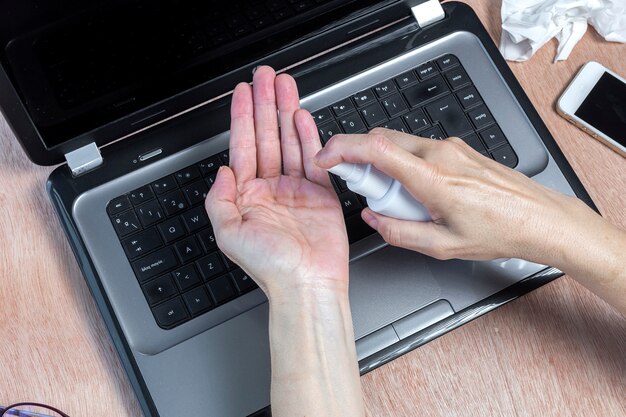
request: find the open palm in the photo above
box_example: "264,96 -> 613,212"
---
205,67 -> 349,299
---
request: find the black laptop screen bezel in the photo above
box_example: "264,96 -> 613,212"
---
0,0 -> 413,166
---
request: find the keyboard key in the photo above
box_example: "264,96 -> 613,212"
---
359,102 -> 387,127
129,185 -> 154,206
198,156 -> 221,175
344,214 -> 375,244
331,98 -> 355,117
461,134 -> 487,154
108,195 -> 131,215
183,286 -> 213,316
157,217 -> 186,243
338,112 -> 366,134
317,120 -> 342,144
416,61 -> 438,80
197,252 -> 226,281
402,109 -> 430,133
160,190 -> 189,216
111,211 -> 142,237
181,206 -> 210,232
311,107 -> 333,124
151,176 -> 177,195
468,105 -> 495,129
135,200 -> 164,227
403,75 -> 449,108
352,89 -> 376,107
220,253 -> 238,270
183,180 -> 209,205
490,145 -> 518,168
420,126 -> 446,140
207,275 -> 237,304
444,66 -> 471,90
197,228 -> 218,253
231,269 -> 257,293
436,54 -> 460,71
132,247 -> 179,282
218,150 -> 230,165
381,93 -> 408,118
456,86 -> 482,109
152,297 -> 189,328
373,80 -> 397,98
380,118 -> 409,133
175,236 -> 203,263
338,191 -> 362,216
122,228 -> 163,260
142,275 -> 178,306
205,171 -> 218,189
479,125 -> 507,149
332,174 -> 348,192
424,95 -> 473,137
175,166 -> 201,185
172,264 -> 202,291
394,71 -> 418,88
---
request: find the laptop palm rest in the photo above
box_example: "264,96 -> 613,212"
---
349,245 -> 442,340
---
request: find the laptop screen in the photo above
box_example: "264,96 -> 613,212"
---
0,0 -> 393,149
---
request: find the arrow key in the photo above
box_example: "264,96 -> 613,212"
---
142,275 -> 178,306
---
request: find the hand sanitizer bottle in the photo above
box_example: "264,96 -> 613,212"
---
328,162 -> 431,222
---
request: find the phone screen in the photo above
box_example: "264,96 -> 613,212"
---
574,72 -> 626,146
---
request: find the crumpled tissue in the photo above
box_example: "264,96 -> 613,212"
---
500,0 -> 626,62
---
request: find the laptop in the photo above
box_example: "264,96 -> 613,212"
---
0,1 -> 596,416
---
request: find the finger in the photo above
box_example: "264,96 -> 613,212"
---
275,73 -> 304,177
294,109 -> 333,188
314,132 -> 437,203
253,66 -> 282,178
361,208 -> 451,259
205,166 -> 242,248
229,82 -> 256,184
368,127 -> 438,157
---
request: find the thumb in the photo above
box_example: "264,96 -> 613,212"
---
205,166 -> 242,235
361,208 -> 450,260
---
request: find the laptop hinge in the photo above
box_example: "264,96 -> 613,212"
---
65,142 -> 103,176
411,0 -> 445,28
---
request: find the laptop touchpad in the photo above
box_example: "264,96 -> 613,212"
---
349,246 -> 441,339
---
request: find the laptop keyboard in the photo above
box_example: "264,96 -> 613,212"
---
313,54 -> 518,168
107,54 -> 516,330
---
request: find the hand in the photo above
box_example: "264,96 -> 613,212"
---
205,67 -> 349,300
314,128 -> 589,264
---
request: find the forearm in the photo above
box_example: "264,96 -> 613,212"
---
267,287 -> 365,417
528,199 -> 626,315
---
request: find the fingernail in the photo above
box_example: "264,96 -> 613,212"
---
361,210 -> 378,229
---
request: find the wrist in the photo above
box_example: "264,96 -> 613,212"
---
257,265 -> 350,304
266,276 -> 350,307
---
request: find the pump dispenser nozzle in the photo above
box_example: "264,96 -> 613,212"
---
328,162 -> 431,222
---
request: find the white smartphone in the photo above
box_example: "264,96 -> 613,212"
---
557,61 -> 626,157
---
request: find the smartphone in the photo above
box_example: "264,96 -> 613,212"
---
557,61 -> 626,157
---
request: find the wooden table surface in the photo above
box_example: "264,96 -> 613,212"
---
1,1 -> 625,416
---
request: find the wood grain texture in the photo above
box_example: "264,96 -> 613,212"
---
0,1 -> 624,416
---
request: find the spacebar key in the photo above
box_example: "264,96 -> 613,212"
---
132,247 -> 178,282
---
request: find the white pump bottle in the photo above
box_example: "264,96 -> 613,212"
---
328,162 -> 431,222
